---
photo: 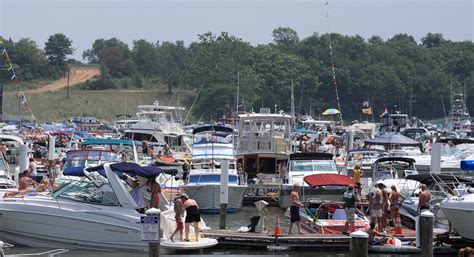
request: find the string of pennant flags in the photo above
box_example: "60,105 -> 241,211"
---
0,38 -> 36,121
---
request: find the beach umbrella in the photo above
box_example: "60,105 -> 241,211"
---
322,108 -> 341,115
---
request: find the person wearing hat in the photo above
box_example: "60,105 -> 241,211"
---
180,193 -> 201,241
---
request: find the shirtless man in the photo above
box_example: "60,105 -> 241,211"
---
418,184 -> 431,214
0,142 -> 8,159
181,193 -> 201,242
288,183 -> 304,235
367,222 -> 391,246
19,170 -> 36,191
170,196 -> 184,242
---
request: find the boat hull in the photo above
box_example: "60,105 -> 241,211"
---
440,196 -> 474,241
0,197 -> 147,251
182,185 -> 247,213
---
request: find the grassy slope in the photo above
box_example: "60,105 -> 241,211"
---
3,88 -> 196,122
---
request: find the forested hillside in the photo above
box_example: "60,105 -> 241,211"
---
1,29 -> 473,121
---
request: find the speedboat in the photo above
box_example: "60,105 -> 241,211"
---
399,174 -> 472,230
370,157 -> 420,195
0,163 -> 175,251
285,201 -> 369,234
182,126 -> 247,213
439,160 -> 474,241
0,151 -> 16,197
279,153 -> 338,209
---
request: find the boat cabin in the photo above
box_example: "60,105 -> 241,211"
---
236,112 -> 291,178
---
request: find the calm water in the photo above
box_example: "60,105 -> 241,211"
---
1,206 -> 431,257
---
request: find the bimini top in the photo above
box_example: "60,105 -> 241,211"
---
65,162 -> 177,178
406,174 -> 472,187
290,152 -> 333,160
192,125 -> 233,135
373,157 -> 416,165
303,174 -> 354,188
83,138 -> 134,146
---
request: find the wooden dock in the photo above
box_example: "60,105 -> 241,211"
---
203,228 -> 417,250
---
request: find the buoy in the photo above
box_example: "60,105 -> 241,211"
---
274,215 -> 282,237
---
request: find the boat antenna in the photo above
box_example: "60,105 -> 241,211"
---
233,70 -> 240,150
325,1 -> 343,124
182,82 -> 205,125
291,74 -> 296,153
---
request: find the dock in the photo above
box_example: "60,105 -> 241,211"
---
203,228 -> 417,250
242,195 -> 279,206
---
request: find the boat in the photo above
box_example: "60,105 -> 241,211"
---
379,112 -> 409,133
439,160 -> 474,241
448,93 -> 471,135
399,174 -> 473,230
0,163 -> 175,251
235,109 -> 292,195
182,125 -> 247,213
285,201 -> 369,234
121,101 -> 191,159
283,173 -> 369,234
279,152 -> 338,209
370,157 -> 420,193
0,153 -> 16,197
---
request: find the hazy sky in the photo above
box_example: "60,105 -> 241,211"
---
0,0 -> 473,60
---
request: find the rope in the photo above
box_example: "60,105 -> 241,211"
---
0,40 -> 36,121
325,2 -> 343,124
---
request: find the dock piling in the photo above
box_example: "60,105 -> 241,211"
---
350,230 -> 368,257
145,208 -> 161,257
419,211 -> 434,257
220,160 -> 229,229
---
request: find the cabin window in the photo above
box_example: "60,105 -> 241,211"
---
188,174 -> 238,184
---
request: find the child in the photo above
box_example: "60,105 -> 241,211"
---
170,195 -> 184,242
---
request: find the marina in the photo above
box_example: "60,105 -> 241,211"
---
0,1 -> 473,256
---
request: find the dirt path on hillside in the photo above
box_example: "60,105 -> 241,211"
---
25,67 -> 100,94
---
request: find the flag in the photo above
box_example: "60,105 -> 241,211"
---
362,100 -> 370,108
380,107 -> 389,118
362,107 -> 372,115
10,73 -> 16,81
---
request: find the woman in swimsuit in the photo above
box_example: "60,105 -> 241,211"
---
180,193 -> 201,241
389,185 -> 404,230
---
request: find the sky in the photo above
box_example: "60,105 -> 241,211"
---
0,0 -> 473,61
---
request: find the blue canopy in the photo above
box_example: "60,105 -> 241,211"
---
83,138 -> 134,146
64,162 -> 178,178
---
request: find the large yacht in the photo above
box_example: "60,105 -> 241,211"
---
448,94 -> 471,134
121,101 -> 191,157
182,125 -> 247,213
235,109 -> 292,195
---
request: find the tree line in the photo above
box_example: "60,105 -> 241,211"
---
1,29 -> 474,122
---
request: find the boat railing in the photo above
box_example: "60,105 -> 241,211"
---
237,138 -> 290,154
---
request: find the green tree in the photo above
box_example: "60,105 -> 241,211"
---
44,33 -> 74,72
421,33 -> 448,48
131,39 -> 159,77
83,38 -> 129,63
272,27 -> 299,52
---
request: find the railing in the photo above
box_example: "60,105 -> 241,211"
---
237,138 -> 290,155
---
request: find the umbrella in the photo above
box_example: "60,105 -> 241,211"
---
322,108 -> 341,115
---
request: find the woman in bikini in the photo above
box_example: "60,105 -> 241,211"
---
180,193 -> 201,242
389,185 -> 405,230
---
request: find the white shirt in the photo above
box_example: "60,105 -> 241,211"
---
28,161 -> 37,176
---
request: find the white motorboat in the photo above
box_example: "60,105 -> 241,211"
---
182,126 -> 247,213
0,163 -> 176,251
279,152 -> 339,209
439,160 -> 474,241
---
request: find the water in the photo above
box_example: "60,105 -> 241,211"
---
1,206 -> 437,256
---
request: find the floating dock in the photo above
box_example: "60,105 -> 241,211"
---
204,228 -> 417,250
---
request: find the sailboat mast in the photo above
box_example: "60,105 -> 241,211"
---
291,75 -> 296,153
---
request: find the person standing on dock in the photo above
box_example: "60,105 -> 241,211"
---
170,195 -> 184,242
352,165 -> 362,197
288,183 -> 304,235
343,185 -> 358,235
369,189 -> 384,232
378,183 -> 389,232
417,184 -> 431,214
389,185 -> 404,230
181,193 -> 201,242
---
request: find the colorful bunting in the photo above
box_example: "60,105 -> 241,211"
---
0,38 -> 35,121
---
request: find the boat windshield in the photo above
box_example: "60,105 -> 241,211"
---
52,180 -> 119,206
290,160 -> 336,172
64,150 -> 121,168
